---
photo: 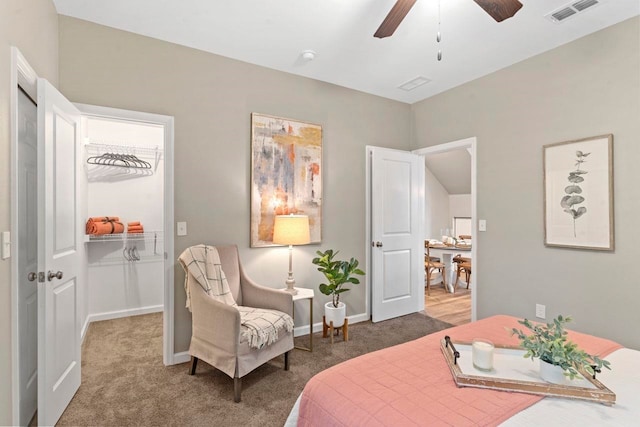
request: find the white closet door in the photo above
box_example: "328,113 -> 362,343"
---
37,78 -> 82,426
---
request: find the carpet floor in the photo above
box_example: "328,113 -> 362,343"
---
57,312 -> 452,427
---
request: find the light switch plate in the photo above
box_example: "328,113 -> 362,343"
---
478,220 -> 487,232
1,231 -> 11,259
177,222 -> 187,236
536,304 -> 546,319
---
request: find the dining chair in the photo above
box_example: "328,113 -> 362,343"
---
424,241 -> 446,295
452,254 -> 472,292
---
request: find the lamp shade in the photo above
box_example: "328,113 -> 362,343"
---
272,215 -> 310,245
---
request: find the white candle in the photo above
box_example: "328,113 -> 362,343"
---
472,339 -> 494,371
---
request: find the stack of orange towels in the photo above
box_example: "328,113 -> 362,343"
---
127,221 -> 144,234
86,216 -> 124,235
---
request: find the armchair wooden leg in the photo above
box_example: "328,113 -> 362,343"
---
234,377 -> 242,403
189,356 -> 198,375
284,350 -> 290,371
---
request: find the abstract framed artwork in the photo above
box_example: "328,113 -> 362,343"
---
250,113 -> 322,247
543,134 -> 614,250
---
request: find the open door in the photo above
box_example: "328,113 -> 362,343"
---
37,78 -> 82,425
369,146 -> 424,322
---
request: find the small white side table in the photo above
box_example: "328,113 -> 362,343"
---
281,287 -> 314,352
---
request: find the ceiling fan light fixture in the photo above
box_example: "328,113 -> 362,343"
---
472,0 -> 523,22
374,0 -> 417,38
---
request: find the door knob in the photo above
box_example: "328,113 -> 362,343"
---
47,270 -> 63,281
375,241 -> 383,247
27,272 -> 37,282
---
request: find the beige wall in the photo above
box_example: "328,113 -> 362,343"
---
425,166 -> 450,239
411,17 -> 640,349
58,16 -> 412,352
4,16 -> 634,419
0,0 -> 58,422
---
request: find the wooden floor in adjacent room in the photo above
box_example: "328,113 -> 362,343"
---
424,283 -> 471,326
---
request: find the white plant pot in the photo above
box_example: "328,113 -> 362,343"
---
539,360 -> 567,384
324,301 -> 346,328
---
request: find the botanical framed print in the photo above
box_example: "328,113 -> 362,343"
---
543,134 -> 614,250
250,113 -> 322,247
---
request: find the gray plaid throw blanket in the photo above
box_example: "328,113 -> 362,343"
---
178,245 -> 293,349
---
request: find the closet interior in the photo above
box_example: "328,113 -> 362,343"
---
83,116 -> 165,321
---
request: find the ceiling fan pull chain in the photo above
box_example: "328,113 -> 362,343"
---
437,0 -> 442,61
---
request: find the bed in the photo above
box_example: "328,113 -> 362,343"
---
286,315 -> 640,426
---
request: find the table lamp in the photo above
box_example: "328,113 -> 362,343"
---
272,214 -> 310,295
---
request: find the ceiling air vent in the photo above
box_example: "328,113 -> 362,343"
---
545,0 -> 604,23
573,0 -> 599,12
398,76 -> 431,91
551,7 -> 577,21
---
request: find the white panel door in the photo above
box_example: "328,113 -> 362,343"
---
37,79 -> 82,426
371,147 -> 424,322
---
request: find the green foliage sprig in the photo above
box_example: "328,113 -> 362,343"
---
561,150 -> 590,237
312,249 -> 365,308
510,315 -> 611,380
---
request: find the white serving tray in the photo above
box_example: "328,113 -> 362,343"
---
440,336 -> 615,405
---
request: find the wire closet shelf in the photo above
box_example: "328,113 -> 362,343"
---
84,140 -> 163,172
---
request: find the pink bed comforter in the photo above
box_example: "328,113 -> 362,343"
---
298,315 -> 621,426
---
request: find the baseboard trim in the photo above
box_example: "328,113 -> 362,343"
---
173,351 -> 191,364
87,305 -> 163,324
81,317 -> 91,342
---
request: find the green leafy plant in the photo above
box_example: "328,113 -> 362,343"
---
562,150 -> 590,237
312,249 -> 365,308
510,315 -> 611,380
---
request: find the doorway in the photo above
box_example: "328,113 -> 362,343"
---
80,109 -> 167,327
76,104 -> 175,371
10,48 -> 175,426
413,137 -> 477,324
16,81 -> 38,427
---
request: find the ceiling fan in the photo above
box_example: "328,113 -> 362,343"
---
374,0 -> 523,38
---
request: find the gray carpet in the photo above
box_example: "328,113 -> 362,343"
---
57,312 -> 452,426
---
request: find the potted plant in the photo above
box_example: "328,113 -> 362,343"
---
312,249 -> 365,328
510,315 -> 611,382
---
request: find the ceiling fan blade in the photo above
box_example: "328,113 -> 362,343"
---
473,0 -> 523,22
374,0 -> 417,39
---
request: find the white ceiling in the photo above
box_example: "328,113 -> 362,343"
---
52,0 -> 639,104
425,149 -> 471,194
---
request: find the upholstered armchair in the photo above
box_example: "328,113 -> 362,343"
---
182,245 -> 294,402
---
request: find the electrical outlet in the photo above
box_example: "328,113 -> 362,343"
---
478,219 -> 487,232
535,304 -> 546,319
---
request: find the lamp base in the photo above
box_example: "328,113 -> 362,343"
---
283,286 -> 298,295
284,278 -> 298,295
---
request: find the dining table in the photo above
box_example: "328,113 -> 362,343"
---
427,243 -> 472,293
